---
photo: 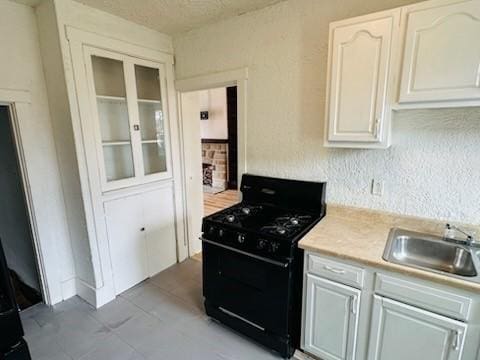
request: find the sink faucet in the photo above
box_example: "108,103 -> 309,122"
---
444,223 -> 480,247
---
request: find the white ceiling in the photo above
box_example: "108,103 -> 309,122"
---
71,0 -> 286,35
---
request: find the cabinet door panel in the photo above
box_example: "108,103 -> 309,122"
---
142,186 -> 177,276
368,296 -> 466,360
304,274 -> 360,360
327,12 -> 398,145
104,195 -> 148,295
399,1 -> 480,103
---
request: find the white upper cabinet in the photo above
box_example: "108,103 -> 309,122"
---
325,9 -> 401,149
85,47 -> 172,191
398,0 -> 480,106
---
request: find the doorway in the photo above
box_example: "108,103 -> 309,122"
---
0,106 -> 42,310
184,87 -> 239,216
200,86 -> 238,196
177,68 -> 247,257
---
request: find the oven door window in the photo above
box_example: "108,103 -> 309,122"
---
203,242 -> 291,335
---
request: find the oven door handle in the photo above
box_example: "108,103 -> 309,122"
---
200,237 -> 291,268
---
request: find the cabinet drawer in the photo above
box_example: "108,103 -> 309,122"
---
307,253 -> 364,289
375,274 -> 472,321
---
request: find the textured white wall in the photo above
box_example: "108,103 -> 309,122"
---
0,1 -> 76,304
199,87 -> 228,139
174,0 -> 480,224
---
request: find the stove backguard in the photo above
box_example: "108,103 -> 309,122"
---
240,174 -> 326,216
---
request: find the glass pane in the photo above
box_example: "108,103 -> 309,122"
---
138,101 -> 164,141
92,55 -> 134,183
103,144 -> 134,181
135,65 -> 168,176
92,56 -> 126,97
97,98 -> 130,142
142,143 -> 167,175
135,65 -> 161,101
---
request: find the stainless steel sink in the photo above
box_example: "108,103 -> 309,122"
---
383,228 -> 480,282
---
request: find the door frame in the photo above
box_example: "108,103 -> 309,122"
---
0,89 -> 49,304
176,68 -> 248,256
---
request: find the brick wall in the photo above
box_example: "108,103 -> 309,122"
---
202,142 -> 228,190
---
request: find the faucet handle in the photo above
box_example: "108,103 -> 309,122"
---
444,223 -> 479,246
444,223 -> 457,240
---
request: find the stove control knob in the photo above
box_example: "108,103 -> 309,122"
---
237,233 -> 246,244
218,229 -> 224,237
257,239 -> 268,250
208,226 -> 215,234
270,242 -> 280,253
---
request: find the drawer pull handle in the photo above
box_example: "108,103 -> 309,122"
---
350,296 -> 357,315
452,330 -> 462,351
323,265 -> 346,274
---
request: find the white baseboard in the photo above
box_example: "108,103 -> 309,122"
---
75,278 -> 116,309
293,350 -> 317,360
60,277 -> 77,300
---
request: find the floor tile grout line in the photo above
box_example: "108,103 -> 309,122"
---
76,332 -> 138,360
119,288 -> 202,327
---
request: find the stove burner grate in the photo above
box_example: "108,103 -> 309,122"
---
260,214 -> 313,237
212,204 -> 264,225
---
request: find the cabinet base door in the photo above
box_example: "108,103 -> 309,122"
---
304,274 -> 360,360
368,296 -> 466,360
105,195 -> 148,295
143,186 -> 177,276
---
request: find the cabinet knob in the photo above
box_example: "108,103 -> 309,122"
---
140,227 -> 145,232
133,124 -> 140,131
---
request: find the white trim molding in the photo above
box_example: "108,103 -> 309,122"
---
0,88 -> 31,104
175,68 -> 248,92
175,68 -> 248,256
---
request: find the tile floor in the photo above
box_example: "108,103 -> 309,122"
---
21,259 -> 284,360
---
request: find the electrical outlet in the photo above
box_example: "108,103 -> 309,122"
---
371,179 -> 384,196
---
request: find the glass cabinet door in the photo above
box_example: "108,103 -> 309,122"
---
86,47 -> 172,191
135,64 -> 168,176
91,56 -> 135,182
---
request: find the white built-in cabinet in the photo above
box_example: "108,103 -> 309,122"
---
67,28 -> 181,306
304,274 -> 360,360
398,0 -> 480,105
324,0 -> 480,148
324,9 -> 400,149
368,296 -> 466,360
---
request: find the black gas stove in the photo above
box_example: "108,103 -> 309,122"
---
202,174 -> 326,358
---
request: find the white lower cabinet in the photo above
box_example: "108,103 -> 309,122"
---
302,253 -> 477,360
104,186 -> 177,295
105,193 -> 147,295
304,274 -> 361,360
368,295 -> 467,360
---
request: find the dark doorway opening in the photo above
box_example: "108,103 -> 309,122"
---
226,86 -> 238,190
0,106 -> 42,310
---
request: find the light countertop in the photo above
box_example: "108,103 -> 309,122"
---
299,204 -> 480,292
